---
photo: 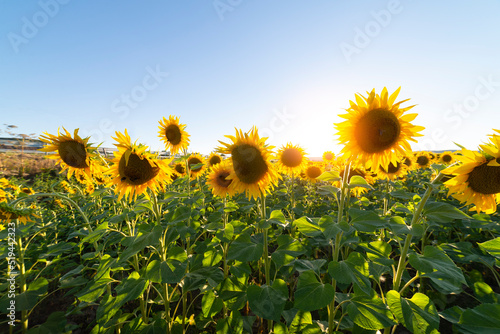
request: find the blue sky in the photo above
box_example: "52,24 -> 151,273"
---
1,0 -> 500,157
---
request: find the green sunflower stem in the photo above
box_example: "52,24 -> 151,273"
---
16,229 -> 28,333
328,162 -> 350,334
393,171 -> 444,292
260,192 -> 272,332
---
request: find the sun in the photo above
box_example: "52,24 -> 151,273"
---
158,115 -> 190,155
217,126 -> 280,200
107,130 -> 172,201
335,87 -> 424,170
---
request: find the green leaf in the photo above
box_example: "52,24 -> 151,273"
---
16,277 -> 49,311
386,290 -> 440,334
26,311 -> 67,334
80,221 -> 108,245
268,210 -> 287,227
458,304 -> 500,333
216,310 -> 244,334
317,171 -> 341,182
294,271 -> 335,311
348,175 -> 374,189
423,201 -> 470,223
227,234 -> 263,262
349,208 -> 386,233
328,252 -> 372,295
247,279 -> 288,322
202,290 -> 223,318
293,216 -> 322,237
118,225 -> 162,264
472,282 -> 498,303
358,240 -> 393,266
478,237 -> 500,259
408,246 -> 467,294
318,215 -> 342,240
346,290 -> 396,330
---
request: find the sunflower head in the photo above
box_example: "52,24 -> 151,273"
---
378,160 -> 408,180
0,202 -> 38,226
415,152 -> 431,169
445,146 -> 500,214
335,87 -> 424,170
207,160 -> 236,198
304,163 -> 323,183
439,151 -> 455,165
217,127 -> 280,200
275,143 -> 308,175
39,128 -> 99,180
208,153 -> 223,168
158,115 -> 190,155
108,130 -> 172,201
323,151 -> 335,162
187,153 -> 206,178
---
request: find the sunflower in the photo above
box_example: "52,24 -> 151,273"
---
439,151 -> 455,165
335,87 -> 424,170
207,160 -> 236,198
304,164 -> 323,183
275,143 -> 308,175
0,202 -> 38,227
208,152 -> 223,168
377,161 -> 408,181
217,127 -> 280,200
172,162 -> 186,177
107,130 -> 172,201
401,154 -> 416,170
158,115 -> 190,155
445,147 -> 500,214
187,153 -> 206,178
415,152 -> 432,169
323,151 -> 335,162
39,128 -> 99,180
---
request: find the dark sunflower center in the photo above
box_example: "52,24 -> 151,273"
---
58,140 -> 88,168
165,124 -> 182,145
380,162 -> 401,174
231,144 -> 268,184
188,157 -> 203,172
416,156 -> 429,166
209,155 -> 221,166
174,164 -> 185,174
216,171 -> 232,188
119,151 -> 160,185
442,154 -> 452,163
354,108 -> 401,153
403,157 -> 412,167
306,166 -> 322,179
281,148 -> 303,168
467,162 -> 500,195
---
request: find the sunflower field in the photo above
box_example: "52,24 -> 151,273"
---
2,88 -> 500,334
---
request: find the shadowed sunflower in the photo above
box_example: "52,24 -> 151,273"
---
39,128 -> 98,181
187,153 -> 206,178
208,152 -> 223,168
445,146 -> 500,214
401,154 -> 416,170
439,151 -> 455,165
415,152 -> 431,169
335,87 -> 424,170
0,202 -> 38,228
323,151 -> 335,162
378,160 -> 408,181
217,127 -> 280,200
172,161 -> 186,177
275,143 -> 308,175
107,130 -> 172,201
335,159 -> 374,195
207,160 -> 236,198
158,115 -> 190,155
